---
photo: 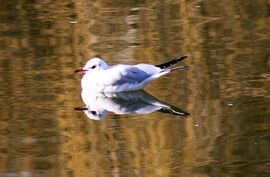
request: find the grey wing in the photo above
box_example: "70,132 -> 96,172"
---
103,65 -> 151,86
134,64 -> 162,75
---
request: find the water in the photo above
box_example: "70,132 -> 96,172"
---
0,0 -> 269,177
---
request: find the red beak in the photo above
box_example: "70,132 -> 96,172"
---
74,68 -> 88,73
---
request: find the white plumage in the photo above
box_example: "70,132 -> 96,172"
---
75,56 -> 188,92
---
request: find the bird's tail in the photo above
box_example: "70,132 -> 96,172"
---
156,56 -> 187,69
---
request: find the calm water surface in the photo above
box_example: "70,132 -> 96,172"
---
0,0 -> 269,177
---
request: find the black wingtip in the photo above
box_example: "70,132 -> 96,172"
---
179,56 -> 187,60
174,55 -> 188,62
156,55 -> 188,69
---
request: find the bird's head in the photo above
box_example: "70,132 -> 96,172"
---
75,56 -> 109,73
74,106 -> 107,120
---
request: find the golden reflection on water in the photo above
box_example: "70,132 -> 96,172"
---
0,0 -> 269,177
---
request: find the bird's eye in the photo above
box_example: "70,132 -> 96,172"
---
91,65 -> 96,69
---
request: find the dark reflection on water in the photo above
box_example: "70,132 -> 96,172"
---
76,90 -> 189,120
0,0 -> 269,177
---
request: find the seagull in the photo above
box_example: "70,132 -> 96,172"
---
75,55 -> 188,92
75,90 -> 190,120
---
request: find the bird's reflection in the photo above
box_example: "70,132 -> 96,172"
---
75,90 -> 189,120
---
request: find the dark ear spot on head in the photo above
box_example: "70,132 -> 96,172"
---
90,111 -> 97,115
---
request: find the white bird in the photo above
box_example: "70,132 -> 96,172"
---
75,90 -> 190,120
75,55 -> 188,92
